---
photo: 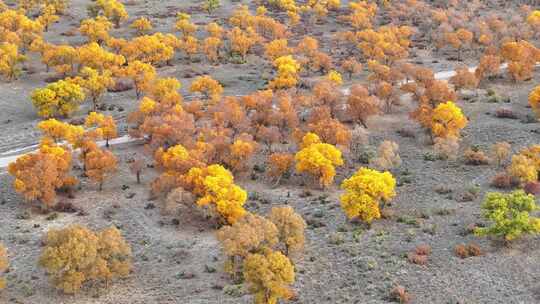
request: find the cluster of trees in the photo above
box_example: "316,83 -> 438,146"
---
217,207 -> 305,304
4,0 -> 540,301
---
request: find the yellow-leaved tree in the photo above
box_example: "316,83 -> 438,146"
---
0,244 -> 7,290
85,112 -> 118,147
122,60 -> 157,97
182,164 -> 247,224
79,16 -> 112,44
528,85 -> 540,119
243,250 -> 295,304
38,118 -> 84,144
0,43 -> 26,81
269,55 -> 301,89
130,17 -> 153,36
217,213 -> 279,277
70,67 -> 114,110
91,0 -> 128,27
295,133 -> 343,188
38,225 -> 132,294
31,80 -> 85,118
268,206 -> 306,257
430,101 -> 468,139
77,42 -> 126,74
340,167 -> 396,223
190,75 -> 223,104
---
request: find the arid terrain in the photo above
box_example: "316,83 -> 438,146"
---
0,0 -> 539,304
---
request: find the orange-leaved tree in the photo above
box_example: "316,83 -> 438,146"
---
84,145 -> 117,191
8,142 -> 77,208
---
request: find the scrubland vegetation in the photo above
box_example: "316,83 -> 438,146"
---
0,0 -> 539,303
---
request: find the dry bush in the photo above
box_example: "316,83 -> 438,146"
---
454,242 -> 483,258
495,108 -> 518,119
370,140 -> 402,171
407,252 -> 428,265
490,172 -> 518,189
434,136 -> 460,161
163,187 -> 195,215
408,244 -> 431,265
524,182 -> 540,195
490,142 -> 511,167
463,148 -> 490,165
129,158 -> 145,184
414,244 -> 432,256
454,243 -> 469,258
390,285 -> 411,303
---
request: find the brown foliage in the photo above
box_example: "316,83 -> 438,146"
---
346,84 -> 380,128
463,148 -> 490,165
390,285 -> 411,303
267,153 -> 294,185
490,172 -> 518,189
454,243 -> 483,259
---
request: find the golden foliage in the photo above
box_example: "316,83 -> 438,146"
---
84,112 -> 118,146
340,167 -> 396,223
77,42 -> 125,73
38,225 -> 132,294
190,75 -> 223,104
130,17 -> 152,36
528,85 -> 540,118
0,42 -> 26,80
243,250 -> 295,304
217,212 -> 279,262
122,60 -> 157,97
120,34 -> 175,66
183,164 -> 247,224
269,55 -> 300,89
31,79 -> 85,118
295,134 -> 343,188
69,67 -> 114,110
431,101 -> 467,139
0,244 -> 8,290
268,206 -> 306,256
79,16 -> 112,43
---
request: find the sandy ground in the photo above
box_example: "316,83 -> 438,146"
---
0,0 -> 539,304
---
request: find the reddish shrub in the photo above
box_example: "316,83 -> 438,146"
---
524,182 -> 540,195
490,172 -> 518,189
467,243 -> 483,256
495,108 -> 518,119
454,244 -> 469,258
390,285 -> 412,303
415,244 -> 432,256
455,242 -> 483,259
407,252 -> 428,265
463,149 -> 490,165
